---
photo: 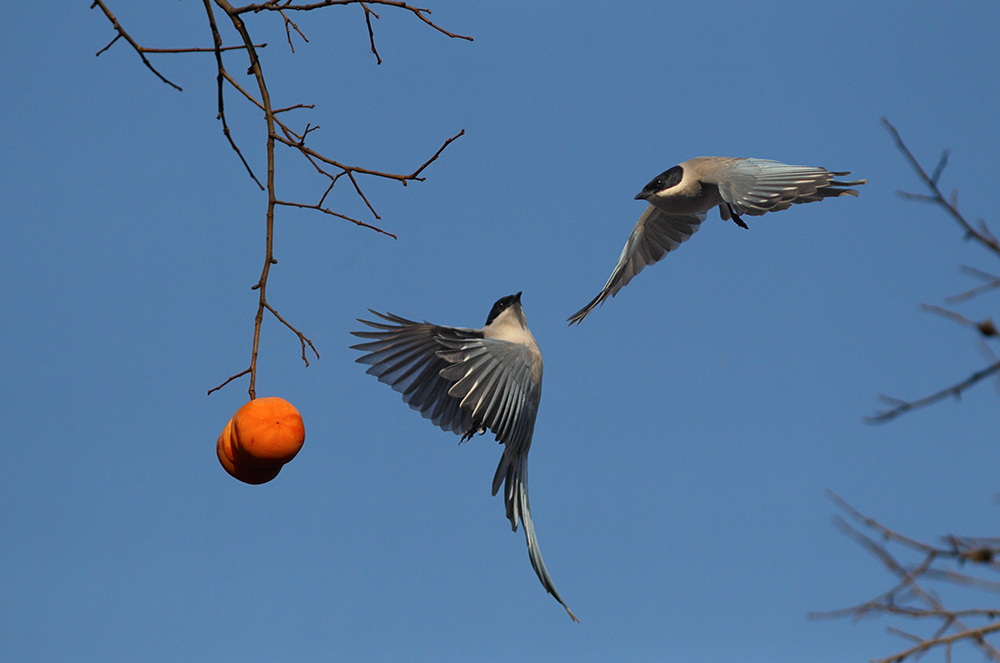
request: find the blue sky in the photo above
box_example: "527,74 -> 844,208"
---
3,2 -> 1000,661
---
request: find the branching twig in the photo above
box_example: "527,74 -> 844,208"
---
275,199 -> 397,238
869,120 -> 999,422
947,267 -> 1000,304
867,360 -> 1000,423
814,493 -> 1000,663
94,1 -> 469,399
231,0 -> 474,43
203,1 -> 264,189
921,304 -> 998,338
91,0 -> 184,90
279,9 -> 309,52
361,2 -> 383,64
883,118 -> 1000,256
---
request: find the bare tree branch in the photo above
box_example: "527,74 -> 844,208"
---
946,266 -> 1000,304
93,1 -> 469,399
921,304 -> 998,338
279,8 -> 309,52
361,2 -> 383,64
230,0 -> 474,43
883,118 -> 1000,256
869,120 -> 999,422
814,493 -> 1000,663
91,0 -> 184,90
203,1 -> 265,189
867,360 -> 1000,423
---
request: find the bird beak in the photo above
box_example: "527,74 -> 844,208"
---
514,291 -> 522,301
634,191 -> 650,201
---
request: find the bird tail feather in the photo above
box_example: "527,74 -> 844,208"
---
493,452 -> 579,623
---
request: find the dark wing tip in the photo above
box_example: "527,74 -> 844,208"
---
567,294 -> 604,325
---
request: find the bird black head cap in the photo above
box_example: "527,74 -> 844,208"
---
485,292 -> 522,326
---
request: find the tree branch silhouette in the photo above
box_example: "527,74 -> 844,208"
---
867,120 -> 1000,423
812,492 -> 1000,663
91,1 -> 470,399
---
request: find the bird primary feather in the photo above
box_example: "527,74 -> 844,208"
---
351,295 -> 578,622
568,156 -> 866,324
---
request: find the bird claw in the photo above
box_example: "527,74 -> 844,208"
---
459,424 -> 487,444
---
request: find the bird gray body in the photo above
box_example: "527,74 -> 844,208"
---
351,293 -> 578,622
568,156 -> 867,324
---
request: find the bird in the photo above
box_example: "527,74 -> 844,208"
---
567,157 -> 867,324
350,292 -> 578,622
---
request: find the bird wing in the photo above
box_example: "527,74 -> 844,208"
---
350,310 -> 478,435
710,158 -> 866,217
435,336 -> 537,461
436,336 -> 576,621
353,314 -> 577,621
568,205 -> 705,324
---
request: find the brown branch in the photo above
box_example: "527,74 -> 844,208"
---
208,368 -> 251,395
264,302 -> 320,365
345,170 -> 381,218
204,1 -> 264,190
882,118 -> 1000,257
879,622 -> 1000,663
139,44 -> 266,53
317,180 -> 336,207
96,1 -> 469,399
274,123 -> 464,222
816,494 -> 1000,663
212,0 -> 282,400
921,304 -> 999,337
827,492 -> 938,555
231,0 -> 474,43
273,103 -> 315,114
279,9 -> 309,52
868,120 -> 1000,422
271,128 -> 465,185
361,2 -> 383,64
866,360 -> 1000,423
91,0 -> 183,90
946,266 -> 1000,304
275,199 -> 397,238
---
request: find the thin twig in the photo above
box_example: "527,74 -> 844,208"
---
361,2 -> 383,64
231,0 -> 474,43
279,8 -> 309,52
946,266 -> 1000,304
878,621 -> 1000,663
275,199 -> 397,238
208,368 -> 251,395
921,304 -> 998,337
817,494 -> 1000,663
139,44 -> 266,53
91,0 -> 183,90
882,118 -> 1000,256
869,120 -> 1000,422
96,0 -> 469,399
264,302 -> 320,365
204,0 -> 264,189
866,360 -> 1000,423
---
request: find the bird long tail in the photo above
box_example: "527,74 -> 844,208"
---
493,453 -> 579,622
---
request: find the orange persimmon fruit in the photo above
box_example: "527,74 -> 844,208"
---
231,397 -> 306,469
216,416 -> 282,485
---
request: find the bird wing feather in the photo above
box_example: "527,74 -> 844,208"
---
568,206 -> 704,324
352,313 -> 577,621
711,158 -> 866,217
350,311 -> 478,435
